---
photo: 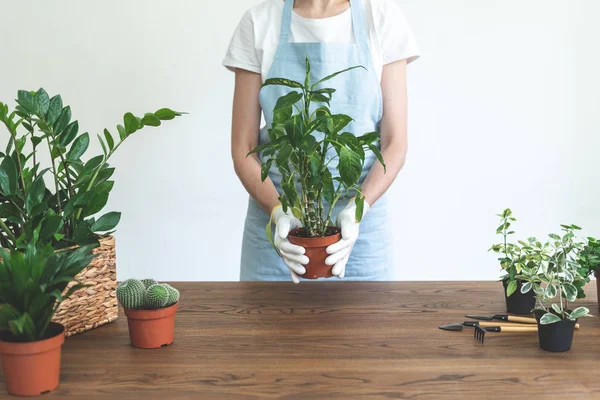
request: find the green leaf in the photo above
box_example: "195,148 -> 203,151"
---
520,281 -> 532,294
117,124 -> 126,140
274,91 -> 302,111
97,134 -> 107,155
355,195 -> 365,222
311,93 -> 330,104
59,121 -> 79,147
17,90 -> 34,113
141,113 -> 161,127
40,215 -> 63,241
282,182 -> 298,206
260,159 -> 273,182
0,156 -> 17,195
322,169 -> 334,204
33,88 -> 50,116
358,131 -> 379,144
273,106 -> 292,126
569,307 -> 590,320
262,78 -> 304,89
540,313 -> 561,325
304,55 -> 311,88
247,142 -> 270,157
155,108 -> 182,121
563,284 -> 577,302
103,129 -> 115,150
551,304 -> 562,314
46,95 -> 63,125
67,132 -> 89,160
300,135 -> 317,153
312,65 -> 365,89
124,112 -> 140,134
331,114 -> 352,133
81,191 -> 109,217
338,147 -> 362,187
506,280 -> 517,296
545,283 -> 557,298
367,143 -> 386,172
25,177 -> 46,213
91,211 -> 121,232
53,106 -> 71,135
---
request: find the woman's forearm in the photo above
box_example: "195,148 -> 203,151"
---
361,59 -> 408,206
231,69 -> 280,214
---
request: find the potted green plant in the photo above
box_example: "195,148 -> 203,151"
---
0,89 -> 183,336
490,209 -> 536,314
248,57 -> 384,278
0,237 -> 95,396
116,279 -> 180,349
518,224 -> 592,352
577,237 -> 600,311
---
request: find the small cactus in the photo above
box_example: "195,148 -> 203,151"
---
164,284 -> 180,306
146,284 -> 170,309
116,279 -> 146,310
141,278 -> 158,289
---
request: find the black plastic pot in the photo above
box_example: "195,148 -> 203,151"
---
502,280 -> 536,315
534,310 -> 577,352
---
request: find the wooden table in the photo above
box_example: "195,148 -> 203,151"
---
2,282 -> 599,399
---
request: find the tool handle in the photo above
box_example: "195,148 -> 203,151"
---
479,321 -> 536,328
500,326 -> 539,333
506,316 -> 537,324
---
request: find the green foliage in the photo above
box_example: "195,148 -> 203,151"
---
578,237 -> 600,277
116,279 -> 147,310
0,89 -> 184,251
250,57 -> 384,238
0,234 -> 96,341
516,224 -> 593,324
117,279 -> 179,310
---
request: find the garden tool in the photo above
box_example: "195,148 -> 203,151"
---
474,325 -> 538,344
439,321 -> 539,331
465,314 -> 537,324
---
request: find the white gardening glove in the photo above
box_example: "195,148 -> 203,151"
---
272,205 -> 309,284
325,199 -> 370,279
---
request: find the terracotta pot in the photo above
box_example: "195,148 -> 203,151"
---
124,303 -> 178,349
0,323 -> 65,397
288,228 -> 342,279
502,279 -> 536,315
595,270 -> 600,312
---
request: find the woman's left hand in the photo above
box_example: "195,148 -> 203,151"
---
325,199 -> 370,278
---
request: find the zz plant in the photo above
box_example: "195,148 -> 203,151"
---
517,224 -> 592,324
0,229 -> 96,341
249,57 -> 384,240
0,88 -> 183,250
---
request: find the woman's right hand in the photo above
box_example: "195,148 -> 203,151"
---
272,205 -> 309,284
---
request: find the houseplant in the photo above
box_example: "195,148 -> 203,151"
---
490,209 -> 536,314
0,236 -> 95,396
249,57 -> 385,278
0,88 -> 183,335
578,237 -> 600,310
517,224 -> 592,352
117,278 -> 180,349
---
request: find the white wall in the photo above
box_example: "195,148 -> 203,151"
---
1,1 -> 598,281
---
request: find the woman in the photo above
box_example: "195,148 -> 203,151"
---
224,0 -> 419,282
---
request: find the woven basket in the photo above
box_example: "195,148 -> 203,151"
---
51,236 -> 118,337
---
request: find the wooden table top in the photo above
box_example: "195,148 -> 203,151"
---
2,281 -> 599,399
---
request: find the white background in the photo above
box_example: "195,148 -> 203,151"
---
1,1 -> 599,281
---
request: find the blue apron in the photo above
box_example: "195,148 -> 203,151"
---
240,0 -> 395,281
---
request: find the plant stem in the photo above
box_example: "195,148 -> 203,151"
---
45,138 -> 62,215
3,122 -> 28,199
0,218 -> 17,247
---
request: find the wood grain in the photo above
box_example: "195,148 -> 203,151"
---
1,281 -> 599,399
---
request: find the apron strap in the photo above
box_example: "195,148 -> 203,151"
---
279,0 -> 294,45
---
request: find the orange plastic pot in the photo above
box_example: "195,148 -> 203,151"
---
0,323 -> 65,397
124,303 -> 178,349
289,228 -> 342,279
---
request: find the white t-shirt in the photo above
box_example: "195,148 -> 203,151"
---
223,0 -> 420,82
